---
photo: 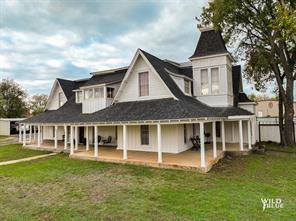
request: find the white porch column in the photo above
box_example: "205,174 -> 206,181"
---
29,125 -> 32,143
75,126 -> 78,150
19,124 -> 22,143
54,125 -> 58,149
200,122 -> 205,168
157,123 -> 162,163
86,126 -> 89,151
41,126 -> 43,144
239,120 -> 244,151
251,117 -> 256,145
123,125 -> 127,160
94,126 -> 98,157
37,125 -> 41,147
247,120 -> 252,150
221,121 -> 226,151
23,124 -> 26,146
212,121 -> 217,158
64,125 -> 67,149
33,125 -> 36,142
70,126 -> 74,155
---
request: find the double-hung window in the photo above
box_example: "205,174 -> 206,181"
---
211,68 -> 219,94
58,92 -> 63,107
200,68 -> 220,95
76,91 -> 83,103
184,79 -> 190,94
201,69 -> 209,95
139,72 -> 149,96
94,88 -> 103,98
85,89 -> 93,99
140,125 -> 149,145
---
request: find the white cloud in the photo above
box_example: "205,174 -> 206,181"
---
0,55 -> 12,69
63,42 -> 128,71
43,31 -> 80,48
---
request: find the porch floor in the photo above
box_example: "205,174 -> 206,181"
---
25,140 -> 250,172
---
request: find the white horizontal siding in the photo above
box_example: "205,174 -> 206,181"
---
117,56 -> 172,102
47,84 -> 67,110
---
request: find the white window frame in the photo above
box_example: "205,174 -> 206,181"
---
184,79 -> 191,95
211,67 -> 220,95
84,88 -> 94,100
200,69 -> 209,95
94,87 -> 104,98
58,92 -> 63,107
76,91 -> 83,103
140,125 -> 149,145
200,66 -> 220,96
138,72 -> 149,97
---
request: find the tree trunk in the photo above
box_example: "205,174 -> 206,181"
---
283,78 -> 295,145
278,91 -> 287,146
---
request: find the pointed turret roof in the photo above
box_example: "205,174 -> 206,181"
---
190,27 -> 229,59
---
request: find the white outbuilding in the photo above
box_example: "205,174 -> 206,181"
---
0,118 -> 26,136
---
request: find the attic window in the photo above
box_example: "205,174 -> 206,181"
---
139,72 -> 149,96
58,92 -> 63,107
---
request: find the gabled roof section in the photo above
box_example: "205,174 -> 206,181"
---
81,68 -> 127,88
113,49 -> 178,102
56,78 -> 75,100
140,49 -> 190,100
190,29 -> 229,59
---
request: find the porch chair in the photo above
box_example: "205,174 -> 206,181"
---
190,137 -> 200,151
102,136 -> 112,145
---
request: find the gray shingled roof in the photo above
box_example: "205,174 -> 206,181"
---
82,68 -> 127,87
190,29 -> 228,58
23,50 -> 253,125
23,96 -> 252,124
57,79 -> 75,100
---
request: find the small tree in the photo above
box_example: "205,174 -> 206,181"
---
29,94 -> 48,115
0,79 -> 28,118
200,0 -> 296,145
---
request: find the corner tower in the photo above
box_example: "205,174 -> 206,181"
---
190,26 -> 234,106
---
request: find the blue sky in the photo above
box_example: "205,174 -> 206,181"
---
0,0 -> 280,97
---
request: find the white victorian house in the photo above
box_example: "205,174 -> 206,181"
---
21,26 -> 256,172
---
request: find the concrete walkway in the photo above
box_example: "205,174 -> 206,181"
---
0,153 -> 58,166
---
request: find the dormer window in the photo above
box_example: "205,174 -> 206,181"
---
107,87 -> 115,98
94,88 -> 103,98
139,72 -> 149,96
85,89 -> 93,99
76,91 -> 83,103
184,79 -> 190,94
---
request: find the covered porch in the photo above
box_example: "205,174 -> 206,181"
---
20,116 -> 255,172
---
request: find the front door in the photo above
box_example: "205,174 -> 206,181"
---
79,127 -> 85,144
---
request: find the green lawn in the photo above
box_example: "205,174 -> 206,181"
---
261,142 -> 296,153
0,147 -> 295,220
0,144 -> 50,162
